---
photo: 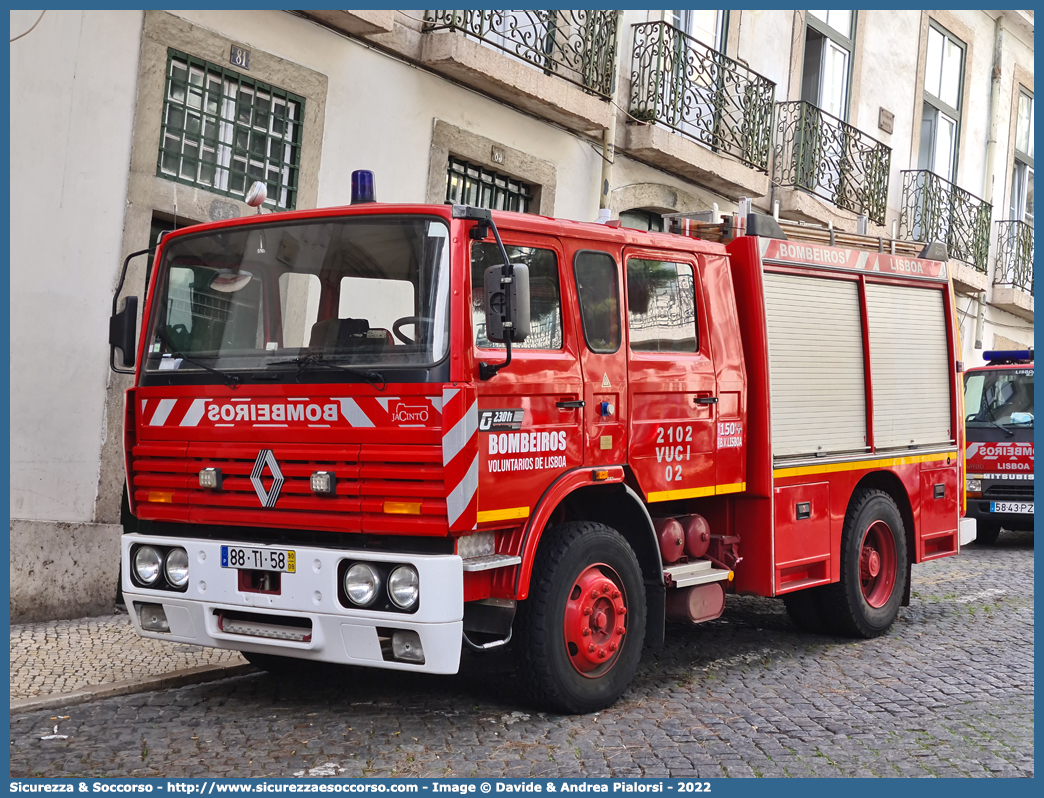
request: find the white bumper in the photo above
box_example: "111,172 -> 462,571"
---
121,535 -> 463,674
959,517 -> 977,547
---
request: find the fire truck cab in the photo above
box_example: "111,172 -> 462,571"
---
963,350 -> 1034,544
109,180 -> 966,713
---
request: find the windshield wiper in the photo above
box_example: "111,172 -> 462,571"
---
267,355 -> 386,391
155,330 -> 240,389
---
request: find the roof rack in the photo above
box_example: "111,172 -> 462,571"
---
663,211 -> 941,259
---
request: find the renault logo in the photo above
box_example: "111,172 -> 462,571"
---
251,450 -> 284,508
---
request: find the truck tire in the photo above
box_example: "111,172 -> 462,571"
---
974,522 -> 1001,545
782,586 -> 830,633
514,521 -> 646,714
821,489 -> 908,638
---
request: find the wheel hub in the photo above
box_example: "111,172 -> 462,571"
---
564,565 -> 627,676
859,520 -> 897,608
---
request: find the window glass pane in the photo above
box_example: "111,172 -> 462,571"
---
925,27 -> 943,98
933,112 -> 956,179
472,244 -> 562,350
627,260 -> 697,352
918,105 -> 936,171
939,37 -> 963,108
574,251 -> 621,353
279,273 -> 321,348
338,277 -> 415,344
1025,167 -> 1034,228
822,39 -> 849,118
807,10 -> 827,24
1010,162 -> 1022,220
825,10 -> 851,36
1016,92 -> 1033,157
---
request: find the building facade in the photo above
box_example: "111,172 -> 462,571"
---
9,9 -> 1034,620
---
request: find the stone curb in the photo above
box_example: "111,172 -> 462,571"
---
10,663 -> 257,715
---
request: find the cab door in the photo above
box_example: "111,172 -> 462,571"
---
623,249 -> 717,502
567,244 -> 628,466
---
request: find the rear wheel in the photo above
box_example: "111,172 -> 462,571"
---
515,521 -> 646,714
974,522 -> 1002,545
822,489 -> 908,638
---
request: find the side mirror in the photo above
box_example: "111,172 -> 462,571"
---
109,296 -> 139,371
484,263 -> 530,344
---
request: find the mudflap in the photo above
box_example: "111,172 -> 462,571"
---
901,559 -> 912,607
645,578 -> 665,649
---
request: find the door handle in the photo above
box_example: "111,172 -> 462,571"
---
694,396 -> 718,405
556,400 -> 585,409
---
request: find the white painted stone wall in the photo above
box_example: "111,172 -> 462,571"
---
10,10 -> 143,523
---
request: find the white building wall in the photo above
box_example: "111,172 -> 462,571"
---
9,9 -> 143,522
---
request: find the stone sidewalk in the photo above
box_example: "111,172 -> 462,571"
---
9,611 -> 252,713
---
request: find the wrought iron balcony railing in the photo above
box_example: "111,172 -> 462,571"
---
772,101 -> 891,225
628,21 -> 776,172
898,170 -> 992,271
423,10 -> 618,98
994,220 -> 1034,295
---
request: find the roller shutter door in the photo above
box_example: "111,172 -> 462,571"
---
763,272 -> 867,458
865,283 -> 953,449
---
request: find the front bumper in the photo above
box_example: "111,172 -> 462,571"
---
964,499 -> 1034,531
121,535 -> 464,674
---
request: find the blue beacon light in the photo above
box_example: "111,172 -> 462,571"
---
351,170 -> 376,204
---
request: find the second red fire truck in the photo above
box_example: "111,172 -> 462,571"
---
109,175 -> 968,712
963,350 -> 1034,543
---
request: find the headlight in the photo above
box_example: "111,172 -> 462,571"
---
164,548 -> 190,587
133,546 -> 162,585
344,563 -> 381,606
966,477 -> 982,494
388,565 -> 419,609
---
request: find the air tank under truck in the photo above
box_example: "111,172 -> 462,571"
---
109,176 -> 969,713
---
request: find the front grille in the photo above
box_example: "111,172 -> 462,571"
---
131,441 -> 446,535
984,484 -> 1034,500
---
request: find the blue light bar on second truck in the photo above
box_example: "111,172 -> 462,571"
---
983,349 -> 1034,363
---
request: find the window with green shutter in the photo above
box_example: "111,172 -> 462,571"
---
158,49 -> 304,209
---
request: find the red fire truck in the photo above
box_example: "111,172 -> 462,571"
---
963,350 -> 1034,544
109,175 -> 967,712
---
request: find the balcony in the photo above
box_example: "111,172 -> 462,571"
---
622,22 -> 775,199
899,170 -> 992,280
992,220 -> 1034,320
773,101 -> 891,227
421,10 -> 617,133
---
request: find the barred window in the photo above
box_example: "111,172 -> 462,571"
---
158,50 -> 304,209
446,157 -> 533,213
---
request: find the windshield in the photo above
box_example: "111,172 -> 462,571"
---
964,367 -> 1034,428
144,216 -> 450,374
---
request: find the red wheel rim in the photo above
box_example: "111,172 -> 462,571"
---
563,563 -> 628,678
859,520 -> 897,608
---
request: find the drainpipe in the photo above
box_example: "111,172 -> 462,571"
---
597,11 -> 625,223
982,16 -> 1004,205
974,291 -> 987,350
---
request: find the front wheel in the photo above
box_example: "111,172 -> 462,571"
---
974,522 -> 1001,545
514,522 -> 646,714
822,489 -> 908,638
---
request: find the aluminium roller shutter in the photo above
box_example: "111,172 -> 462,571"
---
864,283 -> 953,449
763,272 -> 867,458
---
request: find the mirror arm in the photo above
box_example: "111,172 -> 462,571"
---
109,247 -> 154,375
111,247 -> 154,318
477,216 -> 516,381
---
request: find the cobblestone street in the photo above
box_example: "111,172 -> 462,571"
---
11,530 -> 1033,779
